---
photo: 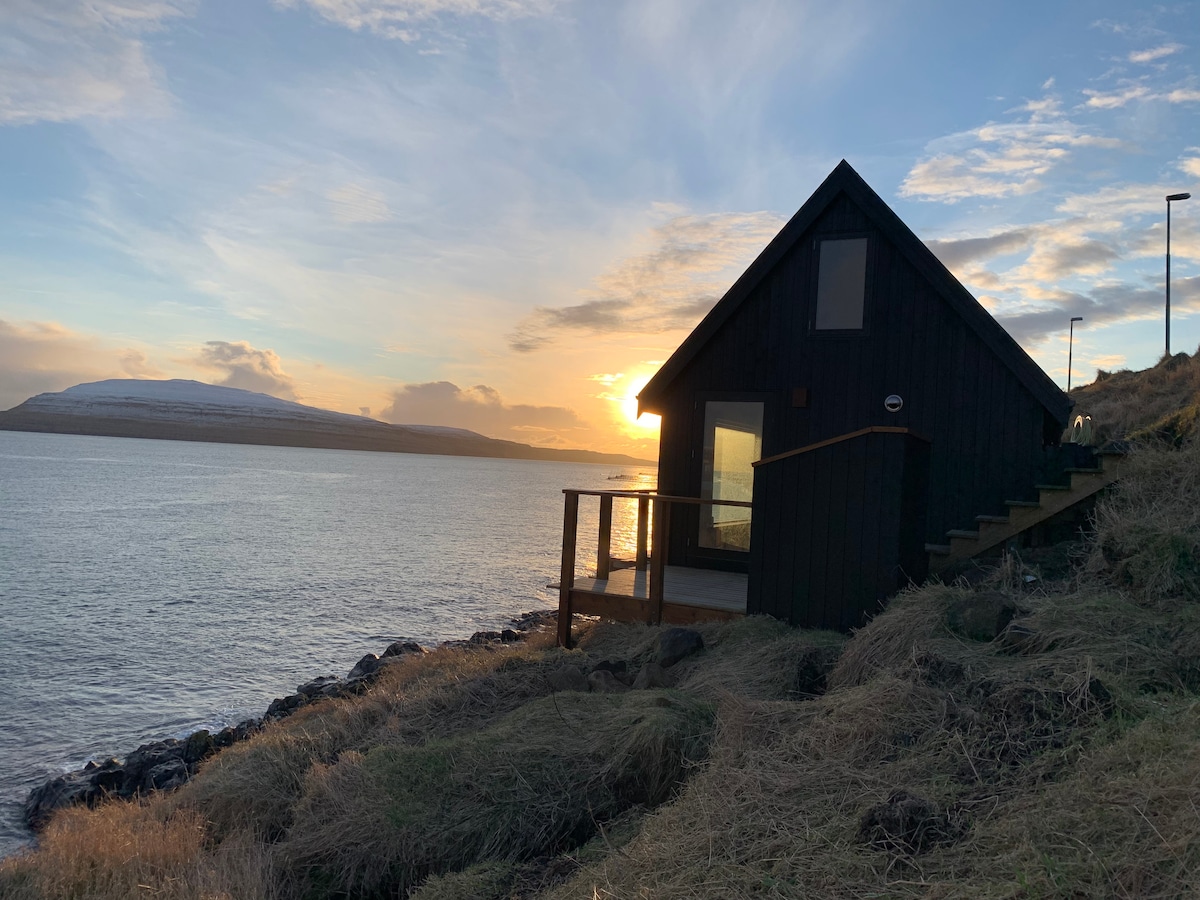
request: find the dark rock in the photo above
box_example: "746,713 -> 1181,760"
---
213,726 -> 237,749
469,630 -> 504,645
183,729 -> 215,765
547,664 -> 589,693
791,645 -> 841,698
587,669 -> 631,694
858,790 -> 967,854
24,772 -> 98,830
234,718 -> 261,741
632,662 -> 671,690
143,758 -> 189,792
593,659 -> 627,676
264,693 -> 307,720
297,675 -> 341,697
946,591 -> 1020,642
347,653 -> 383,680
382,640 -> 426,658
657,628 -> 705,668
501,628 -> 522,643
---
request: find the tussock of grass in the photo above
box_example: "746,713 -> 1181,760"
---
278,690 -> 714,897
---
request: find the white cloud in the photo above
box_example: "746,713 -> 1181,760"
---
0,0 -> 191,125
192,340 -> 299,400
1129,43 -> 1182,64
379,380 -> 583,442
272,0 -> 558,40
900,96 -> 1119,202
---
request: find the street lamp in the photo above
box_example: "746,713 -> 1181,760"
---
1068,316 -> 1083,393
1166,191 -> 1191,357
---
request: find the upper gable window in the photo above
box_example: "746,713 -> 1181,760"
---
814,237 -> 868,330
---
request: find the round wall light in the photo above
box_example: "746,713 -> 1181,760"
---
884,394 -> 903,413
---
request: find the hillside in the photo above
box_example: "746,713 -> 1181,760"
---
3,438 -> 1200,897
1069,348 -> 1200,445
0,380 -> 652,466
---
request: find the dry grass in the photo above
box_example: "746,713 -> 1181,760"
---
0,803 -> 274,900
1070,348 -> 1200,443
6,444 -> 1200,899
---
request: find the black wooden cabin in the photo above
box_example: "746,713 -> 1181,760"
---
636,160 -> 1070,630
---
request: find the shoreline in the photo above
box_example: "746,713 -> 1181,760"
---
16,609 -> 558,846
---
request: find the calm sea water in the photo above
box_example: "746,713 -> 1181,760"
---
0,431 -> 653,857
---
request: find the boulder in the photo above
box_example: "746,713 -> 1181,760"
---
24,772 -> 99,830
632,662 -> 671,690
183,729 -> 216,765
657,628 -> 705,668
946,591 -> 1021,642
587,669 -> 631,694
347,653 -> 383,680
382,640 -> 426,658
142,758 -> 189,793
547,664 -> 589,693
297,675 -> 341,698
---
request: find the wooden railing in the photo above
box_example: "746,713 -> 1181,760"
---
556,489 -> 752,646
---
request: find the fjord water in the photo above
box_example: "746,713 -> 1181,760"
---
0,431 -> 652,856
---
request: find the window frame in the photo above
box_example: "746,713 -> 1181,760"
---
809,232 -> 874,336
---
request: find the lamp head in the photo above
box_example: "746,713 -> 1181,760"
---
1071,316 -> 1083,322
1166,192 -> 1192,202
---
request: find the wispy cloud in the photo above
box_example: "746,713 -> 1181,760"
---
900,96 -> 1119,202
509,208 -> 784,351
326,182 -> 392,224
0,0 -> 191,125
1129,43 -> 1182,64
272,0 -> 558,41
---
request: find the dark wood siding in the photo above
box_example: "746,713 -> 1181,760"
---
658,189 -> 1055,572
748,429 -> 930,631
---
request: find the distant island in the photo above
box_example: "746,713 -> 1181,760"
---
0,379 -> 653,466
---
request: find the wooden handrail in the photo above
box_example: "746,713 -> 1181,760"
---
562,489 -> 752,508
752,426 -> 930,468
557,489 -> 751,647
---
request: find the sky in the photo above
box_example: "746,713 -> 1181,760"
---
1,0 -> 1198,458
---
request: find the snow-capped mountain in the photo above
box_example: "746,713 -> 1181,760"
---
0,379 -> 651,466
16,379 -> 482,438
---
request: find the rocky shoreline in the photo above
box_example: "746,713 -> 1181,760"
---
23,610 -> 558,832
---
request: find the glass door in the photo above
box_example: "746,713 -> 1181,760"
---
699,401 -> 763,553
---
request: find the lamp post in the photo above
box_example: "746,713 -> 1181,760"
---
1166,191 -> 1191,358
1067,316 -> 1083,393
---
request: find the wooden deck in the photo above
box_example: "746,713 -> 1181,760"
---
570,565 -> 747,615
556,488 -> 750,646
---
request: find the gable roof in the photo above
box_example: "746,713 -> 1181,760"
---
637,160 -> 1069,423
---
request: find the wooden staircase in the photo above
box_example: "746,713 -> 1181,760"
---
926,448 -> 1127,575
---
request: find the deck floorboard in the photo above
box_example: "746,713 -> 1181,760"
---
571,566 -> 747,614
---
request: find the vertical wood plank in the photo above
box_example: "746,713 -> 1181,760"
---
635,494 -> 650,571
596,494 -> 613,579
557,491 -> 580,648
649,500 -> 670,625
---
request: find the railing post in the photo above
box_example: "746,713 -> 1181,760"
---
557,491 -> 580,647
596,493 -> 613,579
635,494 -> 649,571
648,499 -> 669,625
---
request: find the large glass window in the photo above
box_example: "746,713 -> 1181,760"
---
699,401 -> 763,552
814,237 -> 868,330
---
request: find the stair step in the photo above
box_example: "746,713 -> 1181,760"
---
925,543 -> 951,555
1035,483 -> 1071,491
975,514 -> 1009,524
946,529 -> 979,540
1005,499 -> 1040,508
1064,467 -> 1103,475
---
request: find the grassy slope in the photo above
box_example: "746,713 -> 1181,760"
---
4,367 -> 1200,899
